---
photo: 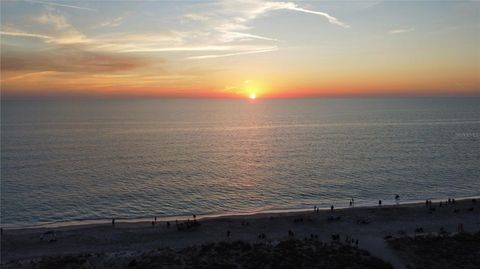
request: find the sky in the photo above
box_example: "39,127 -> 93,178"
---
1,0 -> 479,98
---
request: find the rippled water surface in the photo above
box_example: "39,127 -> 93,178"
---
2,97 -> 480,226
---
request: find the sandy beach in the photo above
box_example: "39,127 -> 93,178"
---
2,198 -> 479,268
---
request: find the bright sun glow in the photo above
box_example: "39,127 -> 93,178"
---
249,93 -> 256,99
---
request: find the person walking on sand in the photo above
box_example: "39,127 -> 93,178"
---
112,218 -> 115,227
378,200 -> 382,206
331,205 -> 334,211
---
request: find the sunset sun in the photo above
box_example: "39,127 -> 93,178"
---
249,93 -> 256,99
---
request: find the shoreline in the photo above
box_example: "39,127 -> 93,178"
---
2,196 -> 479,268
3,195 -> 479,230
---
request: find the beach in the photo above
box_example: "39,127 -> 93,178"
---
2,198 -> 479,268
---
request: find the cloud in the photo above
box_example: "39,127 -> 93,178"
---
120,45 -> 277,53
34,10 -> 91,44
192,0 -> 349,44
25,0 -> 96,11
1,47 -> 152,73
218,31 -> 280,42
187,46 -> 278,59
98,16 -> 125,28
2,0 -> 347,65
183,13 -> 209,22
223,1 -> 350,28
0,31 -> 51,39
286,6 -> 350,28
389,28 -> 414,34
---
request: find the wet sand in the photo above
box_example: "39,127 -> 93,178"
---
2,198 -> 479,268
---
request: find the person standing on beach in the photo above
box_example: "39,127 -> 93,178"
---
378,200 -> 382,206
331,205 -> 334,211
112,218 -> 115,227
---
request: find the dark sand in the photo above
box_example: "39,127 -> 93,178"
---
2,198 -> 479,268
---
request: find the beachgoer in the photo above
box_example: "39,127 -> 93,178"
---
227,230 -> 231,238
112,218 -> 115,226
154,216 -> 157,223
330,205 -> 334,211
378,200 -> 382,206
167,221 -> 170,228
151,221 -> 154,227
355,239 -> 359,248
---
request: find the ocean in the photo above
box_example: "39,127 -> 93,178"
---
1,97 -> 479,227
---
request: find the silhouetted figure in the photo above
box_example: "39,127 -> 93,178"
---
349,201 -> 352,207
167,221 -> 170,228
355,239 -> 359,248
151,221 -> 154,227
154,216 -> 157,224
330,205 -> 334,211
193,214 -> 196,220
378,200 -> 382,206
314,205 -> 317,212
288,230 -> 295,237
112,218 -> 115,227
452,198 -> 456,204
227,230 -> 231,238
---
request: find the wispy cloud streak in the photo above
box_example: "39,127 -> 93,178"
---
389,28 -> 414,34
25,0 -> 96,11
0,31 -> 51,39
287,6 -> 350,28
187,46 -> 278,60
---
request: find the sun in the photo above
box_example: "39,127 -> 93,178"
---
249,93 -> 256,99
